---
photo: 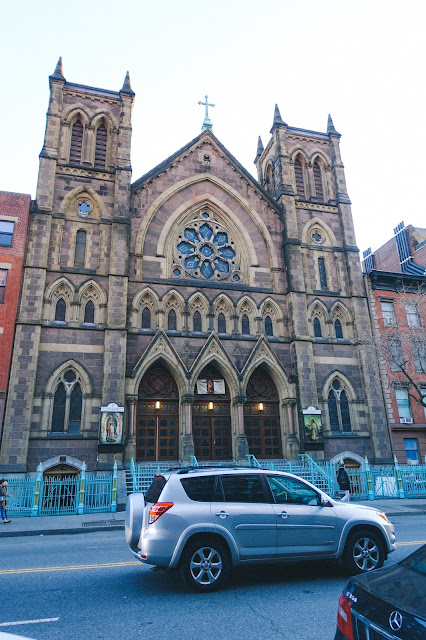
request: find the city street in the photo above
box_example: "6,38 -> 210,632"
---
1,515 -> 425,640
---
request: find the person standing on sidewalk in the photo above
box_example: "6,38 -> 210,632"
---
0,478 -> 11,523
337,465 -> 351,502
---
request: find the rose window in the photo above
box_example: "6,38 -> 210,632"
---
173,212 -> 241,281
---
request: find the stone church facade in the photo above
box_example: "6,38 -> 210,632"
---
0,60 -> 393,475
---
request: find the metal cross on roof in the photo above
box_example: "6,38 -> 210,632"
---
198,95 -> 215,131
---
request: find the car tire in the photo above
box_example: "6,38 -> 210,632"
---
179,537 -> 230,592
343,529 -> 385,575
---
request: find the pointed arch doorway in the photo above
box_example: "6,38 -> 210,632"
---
244,366 -> 283,459
192,364 -> 232,460
136,363 -> 179,461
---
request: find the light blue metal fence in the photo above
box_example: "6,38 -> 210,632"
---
39,475 -> 79,515
3,477 -> 35,516
399,464 -> 426,497
84,475 -> 114,513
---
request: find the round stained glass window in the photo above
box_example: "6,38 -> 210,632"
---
312,231 -> 323,244
173,213 -> 240,281
76,200 -> 92,217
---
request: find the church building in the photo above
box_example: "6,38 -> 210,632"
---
0,60 -> 394,476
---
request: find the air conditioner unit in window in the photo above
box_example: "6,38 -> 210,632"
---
400,417 -> 413,424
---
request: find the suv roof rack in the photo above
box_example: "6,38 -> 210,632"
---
176,465 -> 256,475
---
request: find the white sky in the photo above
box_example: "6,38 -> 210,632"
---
1,0 -> 425,254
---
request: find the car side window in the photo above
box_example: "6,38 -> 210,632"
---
180,476 -> 217,502
266,476 -> 319,506
219,474 -> 267,503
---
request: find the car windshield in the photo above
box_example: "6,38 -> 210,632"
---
400,544 -> 426,576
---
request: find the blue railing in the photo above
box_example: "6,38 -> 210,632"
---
5,462 -> 118,517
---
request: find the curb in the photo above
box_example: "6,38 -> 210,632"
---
0,524 -> 125,538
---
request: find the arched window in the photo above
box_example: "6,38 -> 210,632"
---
318,257 -> 328,289
51,369 -> 83,433
335,318 -> 343,339
94,123 -> 107,169
265,316 -> 273,337
313,161 -> 324,200
294,157 -> 305,198
313,317 -> 322,338
55,298 -> 66,322
167,309 -> 177,331
142,307 -> 151,329
69,120 -> 83,164
74,230 -> 86,267
241,314 -> 250,335
218,312 -> 226,334
327,379 -> 352,432
84,300 -> 95,324
193,311 -> 202,332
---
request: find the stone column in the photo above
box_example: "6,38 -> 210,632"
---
283,398 -> 298,459
124,395 -> 137,463
234,395 -> 249,460
181,394 -> 194,462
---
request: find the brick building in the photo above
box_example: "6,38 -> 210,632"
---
0,59 -> 393,477
363,224 -> 426,464
0,191 -> 31,432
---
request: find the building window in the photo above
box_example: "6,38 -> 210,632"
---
69,120 -> 83,164
388,337 -> 403,371
0,269 -> 8,303
405,302 -> 420,327
74,230 -> 87,267
294,158 -> 305,198
381,301 -> 396,326
318,258 -> 328,289
218,312 -> 226,334
83,300 -> 95,324
193,311 -> 202,332
264,316 -> 273,337
328,379 -> 352,432
414,344 -> 426,373
54,298 -> 66,322
141,307 -> 151,329
51,370 -> 82,433
241,314 -> 250,335
94,124 -> 107,169
395,388 -> 412,422
0,221 -> 14,247
421,389 -> 426,419
313,161 -> 324,200
167,309 -> 177,331
404,438 -> 420,464
335,318 -> 343,339
313,317 -> 322,338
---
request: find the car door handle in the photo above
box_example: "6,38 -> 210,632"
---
278,511 -> 289,518
215,511 -> 230,518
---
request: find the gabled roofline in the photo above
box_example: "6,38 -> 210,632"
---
131,130 -> 282,215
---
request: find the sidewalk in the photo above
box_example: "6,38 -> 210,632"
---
1,498 -> 426,539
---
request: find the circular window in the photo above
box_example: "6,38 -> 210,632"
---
76,200 -> 92,217
312,231 -> 323,244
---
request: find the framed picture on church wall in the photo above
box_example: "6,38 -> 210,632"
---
303,413 -> 323,444
99,403 -> 124,445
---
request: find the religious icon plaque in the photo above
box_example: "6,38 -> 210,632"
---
99,402 -> 124,445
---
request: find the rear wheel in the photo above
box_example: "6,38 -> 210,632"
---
179,538 -> 230,592
343,530 -> 385,575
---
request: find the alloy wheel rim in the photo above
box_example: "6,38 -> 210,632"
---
190,546 -> 223,584
353,537 -> 380,571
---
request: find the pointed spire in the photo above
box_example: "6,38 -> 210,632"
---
327,114 -> 341,137
50,57 -> 65,81
255,136 -> 264,160
270,104 -> 287,132
120,71 -> 135,96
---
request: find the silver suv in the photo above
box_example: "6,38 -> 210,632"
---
125,466 -> 396,591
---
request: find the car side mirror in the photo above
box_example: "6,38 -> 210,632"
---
320,495 -> 332,507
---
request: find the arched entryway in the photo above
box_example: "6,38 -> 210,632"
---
192,364 -> 232,460
136,362 -> 179,461
244,365 -> 283,458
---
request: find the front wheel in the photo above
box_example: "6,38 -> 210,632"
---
179,538 -> 230,592
343,530 -> 385,575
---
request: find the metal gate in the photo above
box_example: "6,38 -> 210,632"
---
39,475 -> 79,515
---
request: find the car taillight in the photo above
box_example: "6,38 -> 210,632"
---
337,592 -> 354,640
148,502 -> 173,524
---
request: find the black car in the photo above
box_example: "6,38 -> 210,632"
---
335,544 -> 426,640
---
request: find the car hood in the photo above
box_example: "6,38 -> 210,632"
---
353,563 -> 426,620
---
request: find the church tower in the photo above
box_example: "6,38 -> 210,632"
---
0,60 -> 135,471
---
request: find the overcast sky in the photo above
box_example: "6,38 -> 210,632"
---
1,0 -> 425,255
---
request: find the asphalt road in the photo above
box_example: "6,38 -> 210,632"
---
1,516 -> 425,640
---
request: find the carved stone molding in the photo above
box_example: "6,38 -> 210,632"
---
56,166 -> 114,181
296,202 -> 338,213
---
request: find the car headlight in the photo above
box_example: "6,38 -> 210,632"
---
376,511 -> 390,523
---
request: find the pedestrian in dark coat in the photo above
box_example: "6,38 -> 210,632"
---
337,465 -> 350,502
0,478 -> 11,523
